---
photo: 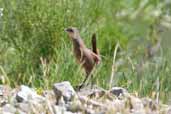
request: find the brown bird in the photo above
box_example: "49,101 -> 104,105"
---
65,27 -> 101,89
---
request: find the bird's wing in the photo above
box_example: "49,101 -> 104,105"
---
91,52 -> 101,64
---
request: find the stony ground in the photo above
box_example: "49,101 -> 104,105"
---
0,81 -> 171,114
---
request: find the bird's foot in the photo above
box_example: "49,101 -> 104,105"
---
74,84 -> 85,91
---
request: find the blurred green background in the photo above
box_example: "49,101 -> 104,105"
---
0,0 -> 171,103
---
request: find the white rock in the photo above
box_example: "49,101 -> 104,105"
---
53,81 -> 77,103
16,85 -> 45,103
109,87 -> 128,97
2,104 -> 17,113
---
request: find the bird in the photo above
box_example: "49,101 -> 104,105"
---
65,27 -> 101,90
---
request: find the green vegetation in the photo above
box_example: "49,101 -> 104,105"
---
0,0 -> 171,103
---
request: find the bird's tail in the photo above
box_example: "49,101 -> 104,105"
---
92,33 -> 100,64
92,33 -> 98,54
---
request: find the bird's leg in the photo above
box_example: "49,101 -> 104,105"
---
88,67 -> 97,88
84,74 -> 95,89
89,74 -> 94,89
75,75 -> 89,91
80,76 -> 88,88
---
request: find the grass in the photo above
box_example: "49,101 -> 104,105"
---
0,0 -> 171,103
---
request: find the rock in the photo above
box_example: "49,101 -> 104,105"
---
43,90 -> 56,104
0,85 -> 3,96
85,108 -> 96,114
16,85 -> 45,103
2,104 -> 17,113
0,99 -> 7,107
109,87 -> 128,97
8,89 -> 18,105
78,95 -> 106,108
0,83 -> 170,114
1,112 -> 13,114
112,99 -> 125,112
142,98 -> 158,111
15,100 -> 48,114
78,87 -> 106,99
29,100 -> 47,114
66,100 -> 83,112
15,102 -> 30,113
53,81 -> 77,103
88,89 -> 106,99
130,96 -> 144,109
0,85 -> 11,106
167,106 -> 171,114
0,85 -> 11,96
53,106 -> 76,114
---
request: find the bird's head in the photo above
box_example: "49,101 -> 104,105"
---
65,27 -> 80,39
